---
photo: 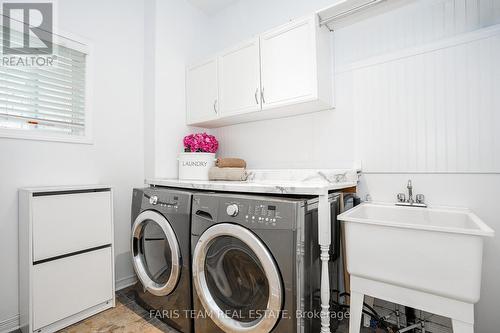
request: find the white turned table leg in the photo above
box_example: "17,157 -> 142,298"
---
363,296 -> 374,327
320,244 -> 330,333
452,319 -> 474,333
318,194 -> 331,333
349,291 -> 364,333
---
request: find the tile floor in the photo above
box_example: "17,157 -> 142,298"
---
10,286 -> 376,333
9,287 -> 177,333
55,287 -> 178,333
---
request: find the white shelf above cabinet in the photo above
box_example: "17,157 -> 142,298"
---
186,14 -> 333,128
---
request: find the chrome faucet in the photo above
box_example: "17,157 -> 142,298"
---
407,180 -> 414,204
396,179 -> 426,207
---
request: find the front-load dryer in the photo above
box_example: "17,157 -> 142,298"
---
190,192 -> 340,333
131,187 -> 195,333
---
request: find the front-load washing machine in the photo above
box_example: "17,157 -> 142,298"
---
190,192 -> 340,333
131,187 -> 195,333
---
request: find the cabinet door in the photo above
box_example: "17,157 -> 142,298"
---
32,191 -> 112,261
218,38 -> 261,116
33,247 -> 113,330
186,58 -> 218,124
260,16 -> 317,109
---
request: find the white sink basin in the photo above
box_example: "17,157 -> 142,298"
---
338,203 -> 494,303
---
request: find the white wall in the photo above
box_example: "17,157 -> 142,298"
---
145,0 -> 214,179
207,0 -> 500,332
144,0 -> 157,179
0,0 -> 144,328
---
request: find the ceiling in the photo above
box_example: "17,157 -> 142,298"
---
187,0 -> 239,15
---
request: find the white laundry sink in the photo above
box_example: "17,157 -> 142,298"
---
338,203 -> 494,303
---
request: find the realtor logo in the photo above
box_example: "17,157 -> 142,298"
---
2,2 -> 53,54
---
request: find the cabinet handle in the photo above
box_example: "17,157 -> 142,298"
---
261,87 -> 265,104
254,88 -> 259,104
213,99 -> 217,114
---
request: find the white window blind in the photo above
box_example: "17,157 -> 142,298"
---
0,29 -> 87,138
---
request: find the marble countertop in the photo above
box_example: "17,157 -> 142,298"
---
146,169 -> 359,195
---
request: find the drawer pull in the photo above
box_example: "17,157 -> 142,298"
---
33,244 -> 111,265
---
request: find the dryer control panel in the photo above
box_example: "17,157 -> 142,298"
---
137,187 -> 192,215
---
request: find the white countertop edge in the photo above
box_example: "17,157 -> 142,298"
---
145,178 -> 357,195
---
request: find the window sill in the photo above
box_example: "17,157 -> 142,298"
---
0,129 -> 93,144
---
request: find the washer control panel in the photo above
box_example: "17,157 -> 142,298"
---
222,199 -> 297,229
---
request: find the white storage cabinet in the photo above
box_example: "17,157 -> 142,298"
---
19,185 -> 115,333
186,14 -> 333,127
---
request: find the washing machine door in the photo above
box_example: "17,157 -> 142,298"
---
132,210 -> 180,296
192,223 -> 283,333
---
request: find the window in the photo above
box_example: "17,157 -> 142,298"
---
0,29 -> 91,143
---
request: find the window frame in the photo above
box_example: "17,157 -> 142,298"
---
0,28 -> 93,144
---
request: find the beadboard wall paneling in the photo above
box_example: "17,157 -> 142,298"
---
334,0 -> 500,69
346,26 -> 500,173
333,0 -> 500,174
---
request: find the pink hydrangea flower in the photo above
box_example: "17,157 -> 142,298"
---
183,132 -> 218,153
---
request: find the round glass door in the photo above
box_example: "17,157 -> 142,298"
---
193,223 -> 282,333
132,210 -> 180,296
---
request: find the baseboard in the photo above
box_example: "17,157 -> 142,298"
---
0,276 -> 137,333
0,314 -> 19,333
115,274 -> 137,291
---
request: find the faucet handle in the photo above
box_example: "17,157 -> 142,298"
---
397,193 -> 406,202
416,194 -> 425,204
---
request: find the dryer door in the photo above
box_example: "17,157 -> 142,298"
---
192,223 -> 283,333
132,210 -> 180,296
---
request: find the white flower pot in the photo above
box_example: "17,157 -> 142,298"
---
178,152 -> 216,180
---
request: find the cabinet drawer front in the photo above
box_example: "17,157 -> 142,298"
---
32,191 -> 112,261
33,247 -> 113,330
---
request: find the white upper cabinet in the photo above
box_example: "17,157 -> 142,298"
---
186,14 -> 332,128
260,17 -> 315,108
186,58 -> 218,124
218,38 -> 261,116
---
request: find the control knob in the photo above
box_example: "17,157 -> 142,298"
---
226,204 -> 239,217
149,195 -> 158,205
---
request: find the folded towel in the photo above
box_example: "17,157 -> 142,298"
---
209,167 -> 248,181
216,157 -> 247,168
